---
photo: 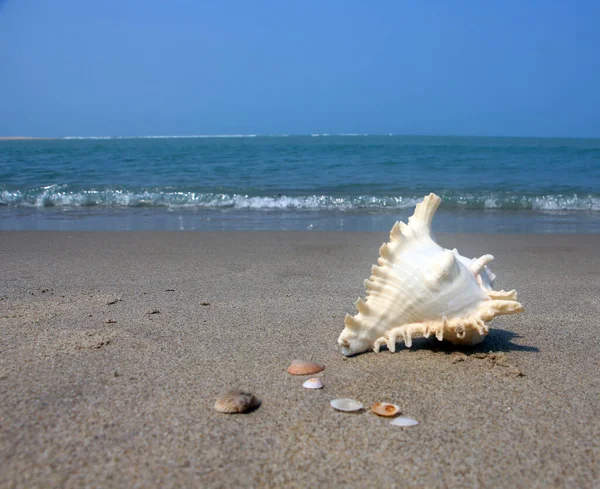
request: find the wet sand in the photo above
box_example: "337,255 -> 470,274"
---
0,232 -> 598,488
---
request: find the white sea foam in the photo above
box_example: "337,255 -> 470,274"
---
1,189 -> 598,212
57,133 -> 390,140
530,195 -> 600,211
61,134 -> 259,140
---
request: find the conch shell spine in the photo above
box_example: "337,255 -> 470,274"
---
338,193 -> 524,356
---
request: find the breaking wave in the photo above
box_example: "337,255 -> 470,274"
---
1,187 -> 599,212
58,133 -> 375,140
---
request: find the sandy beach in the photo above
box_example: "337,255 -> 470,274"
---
0,231 -> 598,488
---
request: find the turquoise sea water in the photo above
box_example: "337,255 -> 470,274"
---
1,135 -> 599,233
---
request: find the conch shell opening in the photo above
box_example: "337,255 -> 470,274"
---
338,193 -> 523,356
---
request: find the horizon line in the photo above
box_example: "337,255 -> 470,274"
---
1,133 -> 599,141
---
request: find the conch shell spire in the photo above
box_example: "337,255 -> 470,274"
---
338,193 -> 523,356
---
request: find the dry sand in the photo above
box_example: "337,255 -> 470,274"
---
0,231 -> 598,488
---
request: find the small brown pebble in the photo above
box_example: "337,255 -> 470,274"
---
107,298 -> 122,305
165,289 -> 175,292
105,319 -> 117,324
201,302 -> 210,306
214,390 -> 260,414
147,309 -> 160,314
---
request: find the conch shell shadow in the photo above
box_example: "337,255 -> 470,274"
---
373,329 -> 538,354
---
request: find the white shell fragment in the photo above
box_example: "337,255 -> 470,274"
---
302,378 -> 324,389
330,398 -> 363,412
214,390 -> 260,414
390,416 -> 419,427
371,402 -> 401,417
338,193 -> 524,356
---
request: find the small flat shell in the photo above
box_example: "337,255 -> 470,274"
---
330,398 -> 363,412
390,416 -> 419,427
302,378 -> 324,389
371,402 -> 401,417
287,359 -> 325,375
214,390 -> 260,414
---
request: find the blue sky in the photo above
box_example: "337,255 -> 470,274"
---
1,0 -> 599,138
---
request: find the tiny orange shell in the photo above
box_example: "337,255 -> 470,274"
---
287,359 -> 325,375
371,402 -> 401,417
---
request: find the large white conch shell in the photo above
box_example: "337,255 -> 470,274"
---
338,193 -> 523,356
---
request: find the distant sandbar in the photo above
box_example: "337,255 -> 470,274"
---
0,136 -> 55,140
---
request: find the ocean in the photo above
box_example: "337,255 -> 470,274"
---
1,135 -> 599,233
